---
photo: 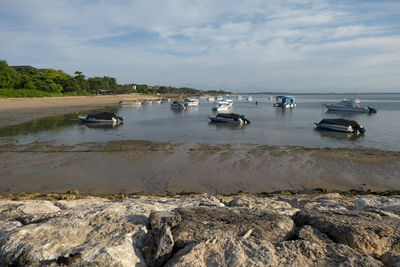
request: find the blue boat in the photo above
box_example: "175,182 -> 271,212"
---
273,96 -> 296,108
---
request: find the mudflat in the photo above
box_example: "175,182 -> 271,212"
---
0,141 -> 399,194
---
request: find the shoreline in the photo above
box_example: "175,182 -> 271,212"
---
0,94 -> 159,128
1,189 -> 400,201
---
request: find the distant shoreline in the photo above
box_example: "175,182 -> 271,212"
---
239,92 -> 400,95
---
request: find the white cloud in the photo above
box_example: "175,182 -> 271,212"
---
1,0 -> 399,91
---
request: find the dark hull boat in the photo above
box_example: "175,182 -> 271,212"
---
79,112 -> 123,124
208,113 -> 250,125
314,119 -> 365,134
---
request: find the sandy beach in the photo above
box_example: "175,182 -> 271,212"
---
0,94 -> 154,128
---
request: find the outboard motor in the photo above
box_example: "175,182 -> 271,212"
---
367,106 -> 377,113
354,123 -> 366,134
112,113 -> 124,122
240,115 -> 251,124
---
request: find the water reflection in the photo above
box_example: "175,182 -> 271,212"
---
274,108 -> 294,119
324,111 -> 365,120
313,128 -> 364,140
82,122 -> 123,130
208,122 -> 246,131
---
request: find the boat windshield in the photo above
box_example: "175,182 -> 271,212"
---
339,99 -> 361,107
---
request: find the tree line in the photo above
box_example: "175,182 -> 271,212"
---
0,60 -> 229,97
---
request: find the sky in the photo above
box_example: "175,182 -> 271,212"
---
1,0 -> 400,93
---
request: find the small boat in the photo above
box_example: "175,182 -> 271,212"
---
170,100 -> 187,110
314,119 -> 365,134
207,97 -> 215,102
212,100 -> 233,111
162,98 -> 169,103
184,98 -> 200,106
151,99 -> 162,104
141,99 -> 152,105
247,96 -> 253,101
237,95 -> 243,100
209,113 -> 251,125
79,112 -> 123,124
119,99 -> 142,106
273,96 -> 296,108
324,99 -> 377,113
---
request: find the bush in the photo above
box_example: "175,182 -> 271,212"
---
0,89 -> 91,98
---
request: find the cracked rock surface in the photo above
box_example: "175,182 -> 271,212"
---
0,194 -> 399,266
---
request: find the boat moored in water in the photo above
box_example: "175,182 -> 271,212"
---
209,113 -> 251,125
119,99 -> 142,106
324,99 -> 377,113
273,96 -> 296,108
212,100 -> 233,111
151,99 -> 162,104
170,100 -> 187,110
184,98 -> 200,106
79,112 -> 123,124
314,119 -> 365,134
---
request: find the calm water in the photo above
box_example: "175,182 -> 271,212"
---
1,93 -> 400,151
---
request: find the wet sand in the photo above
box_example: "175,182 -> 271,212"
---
0,141 -> 399,194
0,94 -> 153,128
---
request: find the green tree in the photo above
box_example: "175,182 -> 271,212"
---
74,71 -> 88,93
0,60 -> 21,89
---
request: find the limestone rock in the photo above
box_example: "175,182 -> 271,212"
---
170,206 -> 295,247
293,209 -> 400,256
380,251 -> 400,267
143,206 -> 295,265
164,237 -> 383,267
142,211 -> 178,267
0,200 -> 148,266
355,196 -> 400,216
226,196 -> 299,216
0,200 -> 61,220
297,225 -> 333,245
0,194 -> 398,266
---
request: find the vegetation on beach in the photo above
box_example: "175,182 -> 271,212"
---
0,60 -> 229,97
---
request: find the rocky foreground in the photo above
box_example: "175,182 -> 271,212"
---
0,193 -> 400,266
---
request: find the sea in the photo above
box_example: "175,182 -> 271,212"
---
1,93 -> 400,151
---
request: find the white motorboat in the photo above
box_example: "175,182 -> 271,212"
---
170,100 -> 187,110
184,98 -> 200,106
207,96 -> 215,102
314,119 -> 365,134
141,99 -> 152,105
79,112 -> 123,124
151,99 -> 162,104
119,99 -> 142,106
247,96 -> 253,101
324,99 -> 377,113
209,113 -> 251,125
212,100 -> 233,111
